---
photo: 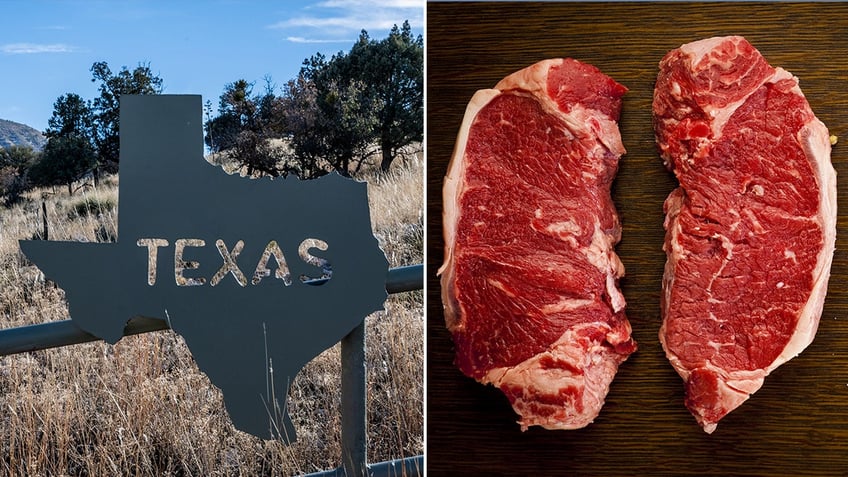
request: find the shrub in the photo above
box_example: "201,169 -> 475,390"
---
68,196 -> 115,219
0,166 -> 29,206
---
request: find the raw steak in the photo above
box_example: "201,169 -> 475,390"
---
439,58 -> 636,430
653,36 -> 836,433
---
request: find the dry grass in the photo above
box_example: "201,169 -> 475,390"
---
0,153 -> 423,475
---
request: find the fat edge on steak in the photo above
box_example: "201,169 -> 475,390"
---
439,58 -> 636,431
654,36 -> 837,434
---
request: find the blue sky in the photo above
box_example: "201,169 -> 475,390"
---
0,0 -> 424,132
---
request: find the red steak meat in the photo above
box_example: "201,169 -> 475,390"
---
654,36 -> 836,433
440,58 -> 636,430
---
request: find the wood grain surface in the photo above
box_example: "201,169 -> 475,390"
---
426,3 -> 848,475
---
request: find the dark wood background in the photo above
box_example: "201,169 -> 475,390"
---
426,3 -> 848,475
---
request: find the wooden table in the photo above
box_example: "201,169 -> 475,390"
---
426,3 -> 848,475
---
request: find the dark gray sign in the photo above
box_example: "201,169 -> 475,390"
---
20,95 -> 389,442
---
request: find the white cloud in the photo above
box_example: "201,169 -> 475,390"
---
267,0 -> 422,42
274,16 -> 402,31
1,43 -> 78,54
287,36 -> 353,44
315,0 -> 423,8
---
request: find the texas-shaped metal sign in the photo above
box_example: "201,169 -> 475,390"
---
20,95 -> 389,442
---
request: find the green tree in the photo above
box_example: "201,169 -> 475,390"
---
297,53 -> 378,176
32,135 -> 96,195
45,93 -> 95,141
30,93 -> 97,194
206,21 -> 422,177
207,79 -> 256,154
279,75 -> 325,178
90,61 -> 163,172
351,21 -> 423,172
295,21 -> 423,174
205,78 -> 287,177
0,145 -> 38,171
319,75 -> 378,176
0,145 -> 38,205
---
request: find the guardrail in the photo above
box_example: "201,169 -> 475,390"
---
0,263 -> 425,477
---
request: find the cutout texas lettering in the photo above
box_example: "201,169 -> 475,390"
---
20,95 -> 389,442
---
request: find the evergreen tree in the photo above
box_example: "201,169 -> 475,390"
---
32,135 -> 96,195
351,21 -> 423,172
44,93 -> 95,141
206,21 -> 423,177
205,78 -> 291,177
293,21 -> 422,174
90,61 -> 163,172
31,93 -> 98,194
0,145 -> 38,205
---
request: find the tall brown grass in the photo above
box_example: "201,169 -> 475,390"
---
0,153 -> 423,476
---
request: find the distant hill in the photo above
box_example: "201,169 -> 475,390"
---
0,119 -> 47,151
